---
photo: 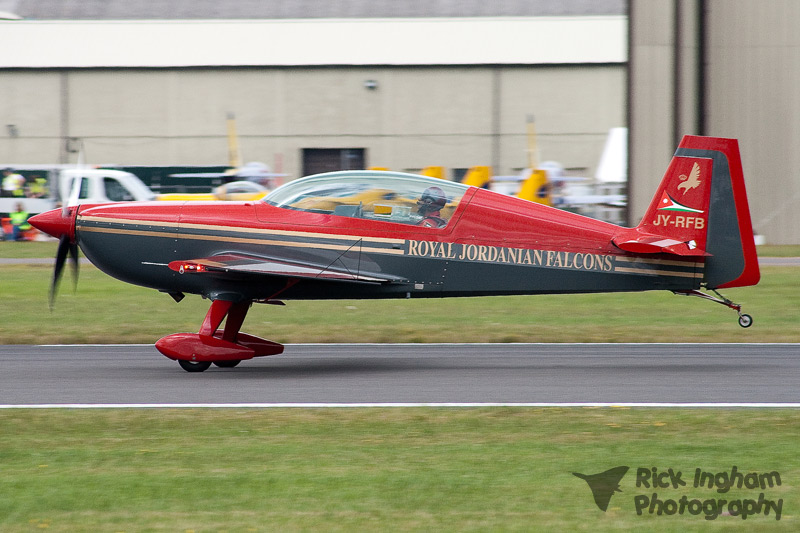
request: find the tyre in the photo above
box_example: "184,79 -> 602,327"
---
178,360 -> 212,372
213,360 -> 242,368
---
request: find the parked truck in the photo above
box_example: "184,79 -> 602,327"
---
0,167 -> 156,217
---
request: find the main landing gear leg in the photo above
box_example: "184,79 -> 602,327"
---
201,300 -> 250,370
674,289 -> 753,328
211,300 -> 249,368
155,299 -> 284,372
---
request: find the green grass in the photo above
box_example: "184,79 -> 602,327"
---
0,408 -> 796,532
0,263 -> 797,344
2,243 -> 798,531
2,238 -> 799,345
756,245 -> 800,257
0,240 -> 59,259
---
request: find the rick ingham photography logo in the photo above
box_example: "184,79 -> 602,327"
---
573,466 -> 784,521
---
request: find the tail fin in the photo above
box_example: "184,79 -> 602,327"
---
421,166 -> 445,180
461,165 -> 491,188
517,169 -> 552,206
613,136 -> 759,289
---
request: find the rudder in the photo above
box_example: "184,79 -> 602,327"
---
615,136 -> 759,289
675,136 -> 759,288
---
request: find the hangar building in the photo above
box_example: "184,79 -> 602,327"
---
2,0 -> 799,243
0,1 -> 626,197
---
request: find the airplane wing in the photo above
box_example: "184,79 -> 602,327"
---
169,172 -> 229,178
556,193 -> 627,206
167,253 -> 405,283
169,169 -> 287,179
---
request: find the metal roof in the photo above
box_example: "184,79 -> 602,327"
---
3,0 -> 626,20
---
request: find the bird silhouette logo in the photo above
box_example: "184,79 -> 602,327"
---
572,466 -> 629,511
677,162 -> 702,195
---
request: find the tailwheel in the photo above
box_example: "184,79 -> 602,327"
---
213,360 -> 242,368
178,360 -> 212,373
674,289 -> 753,328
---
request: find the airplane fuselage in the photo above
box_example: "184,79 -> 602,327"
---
29,138 -> 759,371
75,191 -> 703,304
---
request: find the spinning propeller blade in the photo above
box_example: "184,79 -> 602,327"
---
49,234 -> 80,309
50,235 -> 69,308
28,207 -> 80,309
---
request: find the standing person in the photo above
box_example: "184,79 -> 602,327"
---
29,174 -> 48,198
2,168 -> 25,197
9,202 -> 31,241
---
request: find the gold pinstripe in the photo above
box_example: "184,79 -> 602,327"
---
614,255 -> 704,268
78,224 -> 406,255
614,266 -> 703,279
78,215 -> 405,245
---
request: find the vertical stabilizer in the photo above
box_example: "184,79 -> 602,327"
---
614,136 -> 759,288
675,136 -> 759,288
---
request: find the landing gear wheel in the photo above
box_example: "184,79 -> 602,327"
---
674,290 -> 754,329
213,360 -> 242,368
178,360 -> 212,373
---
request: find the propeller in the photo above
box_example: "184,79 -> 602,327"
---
28,204 -> 80,310
28,146 -> 86,308
50,234 -> 80,309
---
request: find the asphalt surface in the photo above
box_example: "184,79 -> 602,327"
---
0,343 -> 797,406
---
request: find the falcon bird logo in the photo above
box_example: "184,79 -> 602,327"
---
677,162 -> 701,194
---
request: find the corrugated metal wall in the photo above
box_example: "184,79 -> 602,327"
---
706,0 -> 800,244
0,65 -> 625,180
630,0 -> 800,244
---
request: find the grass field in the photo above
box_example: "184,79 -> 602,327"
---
0,408 -> 797,531
0,261 -> 797,344
1,242 -> 798,531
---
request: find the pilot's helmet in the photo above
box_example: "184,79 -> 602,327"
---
418,186 -> 446,213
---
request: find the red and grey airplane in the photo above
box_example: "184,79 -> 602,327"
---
30,135 -> 759,372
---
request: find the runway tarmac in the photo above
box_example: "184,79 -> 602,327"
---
0,343 -> 798,406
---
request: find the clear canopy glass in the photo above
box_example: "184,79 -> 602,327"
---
264,171 -> 471,227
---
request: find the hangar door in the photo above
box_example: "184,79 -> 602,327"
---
302,148 -> 365,176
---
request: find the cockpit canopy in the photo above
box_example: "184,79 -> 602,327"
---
263,170 -> 471,227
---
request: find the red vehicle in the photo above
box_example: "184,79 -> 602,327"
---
31,136 -> 759,372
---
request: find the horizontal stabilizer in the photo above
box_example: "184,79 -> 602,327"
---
612,228 -> 708,256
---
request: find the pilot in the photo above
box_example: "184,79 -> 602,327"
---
416,186 -> 447,228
